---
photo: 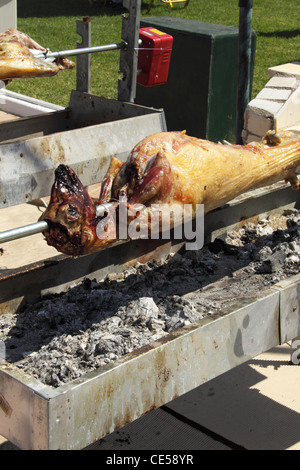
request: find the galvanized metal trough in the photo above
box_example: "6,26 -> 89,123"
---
0,272 -> 299,450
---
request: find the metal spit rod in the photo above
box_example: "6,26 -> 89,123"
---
0,221 -> 49,244
0,203 -> 114,244
33,38 -> 143,62
33,41 -> 129,61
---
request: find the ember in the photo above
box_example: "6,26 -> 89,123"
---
0,208 -> 299,387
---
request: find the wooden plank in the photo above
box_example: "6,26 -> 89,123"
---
0,201 -> 57,271
0,111 -> 19,123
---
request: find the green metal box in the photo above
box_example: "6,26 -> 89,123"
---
136,17 -> 256,143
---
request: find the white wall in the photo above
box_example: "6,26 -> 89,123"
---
0,0 -> 17,32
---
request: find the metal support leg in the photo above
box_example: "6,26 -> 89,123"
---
147,0 -> 154,12
236,0 -> 254,144
76,17 -> 92,93
118,0 -> 141,103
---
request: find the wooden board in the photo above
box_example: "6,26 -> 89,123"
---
0,110 -> 19,122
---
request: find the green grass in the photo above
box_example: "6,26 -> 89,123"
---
6,0 -> 300,107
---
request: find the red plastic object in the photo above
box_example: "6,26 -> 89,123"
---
137,27 -> 173,87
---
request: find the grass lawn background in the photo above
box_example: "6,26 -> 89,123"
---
6,0 -> 300,108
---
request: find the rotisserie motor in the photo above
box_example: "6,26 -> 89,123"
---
41,130 -> 300,256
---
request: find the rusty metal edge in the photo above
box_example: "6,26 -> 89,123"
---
0,359 -> 55,450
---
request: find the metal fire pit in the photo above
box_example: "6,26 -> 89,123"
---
0,178 -> 299,449
0,271 -> 299,450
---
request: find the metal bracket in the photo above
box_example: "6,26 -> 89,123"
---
118,0 -> 141,103
236,1 -> 254,144
76,17 -> 92,93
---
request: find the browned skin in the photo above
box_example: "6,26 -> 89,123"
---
0,28 -> 46,51
0,28 -> 74,80
41,131 -> 300,256
42,165 -> 99,256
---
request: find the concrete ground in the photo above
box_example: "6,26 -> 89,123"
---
1,342 -> 299,451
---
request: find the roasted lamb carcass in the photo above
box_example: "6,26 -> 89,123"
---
0,28 -> 74,80
41,130 -> 300,256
